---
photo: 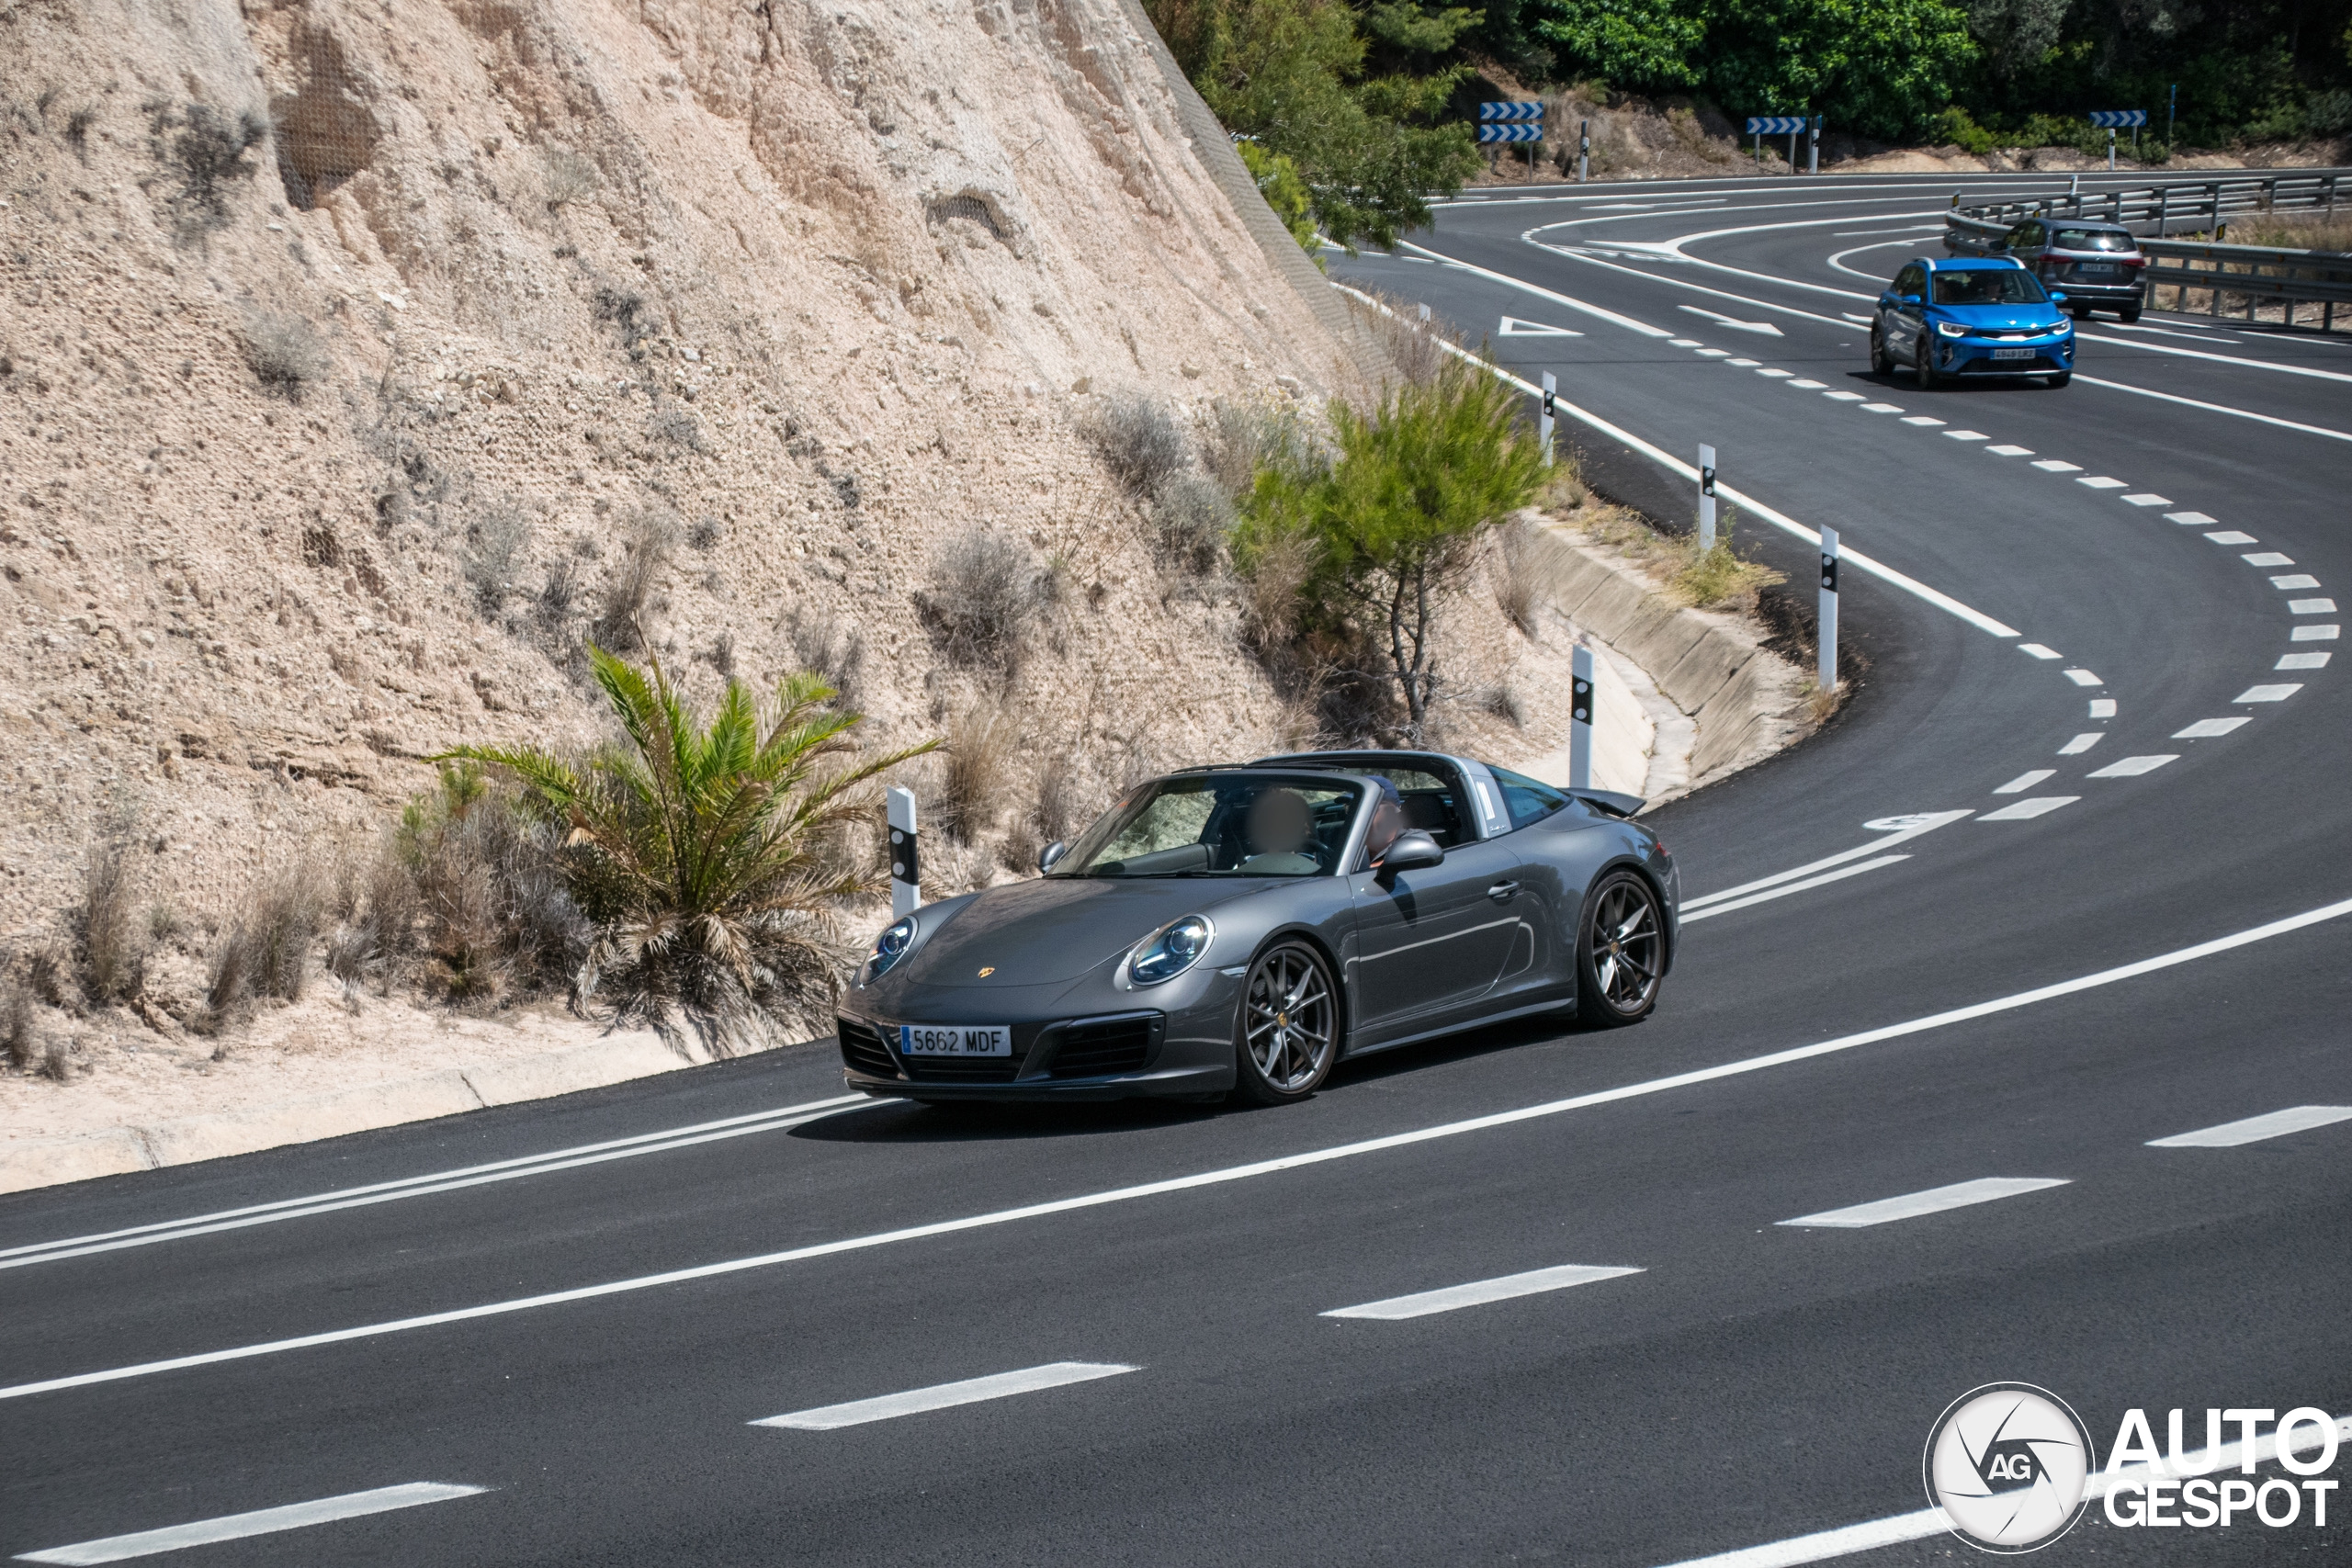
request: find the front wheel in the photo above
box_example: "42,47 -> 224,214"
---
1914,336 -> 1939,389
1231,941 -> 1340,1105
2042,370 -> 2072,388
1870,323 -> 1894,376
1577,872 -> 1664,1028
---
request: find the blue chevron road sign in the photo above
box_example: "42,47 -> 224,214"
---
1480,102 -> 1544,122
2087,109 -> 2147,127
1477,123 -> 1543,143
1746,116 -> 1807,135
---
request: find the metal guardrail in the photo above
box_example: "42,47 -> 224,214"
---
1944,171 -> 2352,328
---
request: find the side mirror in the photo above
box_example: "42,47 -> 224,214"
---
1901,293 -> 1923,305
1377,830 -> 1444,876
1038,840 -> 1067,874
2049,291 -> 2068,304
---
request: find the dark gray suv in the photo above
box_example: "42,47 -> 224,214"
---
1951,218 -> 2146,321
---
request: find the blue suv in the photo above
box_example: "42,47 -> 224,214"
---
1871,257 -> 2076,389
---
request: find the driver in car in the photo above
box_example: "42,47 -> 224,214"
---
1363,776 -> 1408,868
1238,787 -> 1321,875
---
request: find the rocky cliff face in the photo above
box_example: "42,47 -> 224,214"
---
0,0 -> 1365,933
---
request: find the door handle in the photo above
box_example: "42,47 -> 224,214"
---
1487,881 -> 1520,902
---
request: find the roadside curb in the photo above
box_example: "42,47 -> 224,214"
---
0,1029 -> 775,1197
1523,517 -> 1815,805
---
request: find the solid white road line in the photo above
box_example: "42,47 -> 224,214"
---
1978,796 -> 2078,820
1676,857 -> 1910,924
2086,754 -> 2177,777
2149,1105 -> 2352,1147
2076,330 -> 2352,382
1994,770 -> 2055,793
1779,1177 -> 2069,1228
0,1094 -> 876,1271
1652,1415 -> 2352,1568
2236,683 -> 2303,701
2073,374 -> 2352,443
1679,812 -> 1970,911
2057,733 -> 2102,755
751,1362 -> 1136,1431
14,1483 -> 488,1564
2175,717 -> 2249,738
1323,1264 -> 1643,1320
20,895 -> 2352,1404
1391,242 -> 1673,336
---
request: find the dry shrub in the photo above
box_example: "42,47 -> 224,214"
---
940,705 -> 1018,842
464,505 -> 528,617
998,815 -> 1044,874
918,527 -> 1042,674
1035,753 -> 1084,845
239,311 -> 328,400
787,607 -> 866,709
398,764 -> 586,1008
2,967 -> 35,1073
594,512 -> 675,653
72,836 -> 147,1005
1341,286 -> 1451,389
543,149 -> 599,210
1085,393 -> 1188,499
196,868 -> 321,1032
1669,513 -> 1785,611
1152,474 -> 1232,575
1240,529 -> 1317,653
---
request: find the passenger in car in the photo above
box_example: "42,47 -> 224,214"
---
1238,788 -> 1321,875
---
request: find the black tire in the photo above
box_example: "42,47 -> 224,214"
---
1870,322 -> 1894,376
2120,302 -> 2143,323
2069,304 -> 2091,321
1576,872 -> 1665,1028
1231,941 -> 1340,1105
2043,371 -> 2072,388
1914,336 -> 1938,389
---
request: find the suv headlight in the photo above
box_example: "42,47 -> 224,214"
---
1126,915 -> 1213,986
865,915 -> 917,981
1936,321 -> 1968,338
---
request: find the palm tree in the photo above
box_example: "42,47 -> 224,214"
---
441,648 -> 934,1055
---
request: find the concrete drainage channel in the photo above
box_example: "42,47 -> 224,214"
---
1520,519 -> 1817,807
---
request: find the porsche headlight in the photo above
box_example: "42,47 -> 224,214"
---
1127,914 -> 1213,986
865,915 -> 917,980
1936,321 -> 1968,338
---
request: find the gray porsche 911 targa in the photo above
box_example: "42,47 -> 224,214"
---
835,750 -> 1677,1106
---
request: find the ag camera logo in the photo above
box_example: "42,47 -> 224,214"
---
1923,1383 -> 2096,1553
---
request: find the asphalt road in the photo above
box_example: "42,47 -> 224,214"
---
5,170 -> 2350,1567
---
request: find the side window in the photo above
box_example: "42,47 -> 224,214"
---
1487,766 -> 1570,831
2007,223 -> 2031,249
1356,766 -> 1470,847
1894,265 -> 1924,299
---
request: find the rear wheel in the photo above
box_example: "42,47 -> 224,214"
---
1231,942 -> 1339,1105
1914,336 -> 1939,389
2120,301 -> 2143,323
2069,304 -> 2091,321
1577,872 -> 1664,1028
1870,322 -> 1894,376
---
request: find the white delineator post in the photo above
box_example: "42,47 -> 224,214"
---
1807,116 -> 1820,175
1698,444 -> 1717,552
1817,526 -> 1840,693
887,786 -> 920,919
1568,644 -> 1594,790
1540,372 -> 1556,467
1577,119 -> 1589,183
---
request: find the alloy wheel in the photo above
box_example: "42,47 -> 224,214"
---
1586,876 -> 1663,1018
1242,944 -> 1336,1094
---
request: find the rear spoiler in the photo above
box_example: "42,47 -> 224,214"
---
1569,788 -> 1645,819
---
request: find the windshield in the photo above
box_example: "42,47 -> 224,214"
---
2051,229 -> 2134,253
1933,269 -> 2049,306
1053,774 -> 1363,877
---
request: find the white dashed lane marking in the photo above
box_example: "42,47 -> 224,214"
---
2077,476 -> 2128,490
14,1484 -> 490,1565
2278,651 -> 2332,670
1995,770 -> 2056,793
2204,530 -> 2258,545
2176,718 -> 2250,738
2273,574 -> 2321,590
2245,551 -> 2296,567
1943,429 -> 1987,441
752,1363 -> 1138,1431
2293,625 -> 2340,640
1986,444 -> 2032,456
1780,1178 -> 2070,1228
2057,734 -> 2103,755
1322,1264 -> 1645,1321
1860,401 -> 1903,412
2032,458 -> 2083,471
2290,598 -> 2337,613
2237,683 -> 2303,702
2018,643 -> 2061,660
2122,492 -> 2172,506
2064,669 -> 2101,686
1979,796 -> 2078,819
2087,754 -> 2177,778
1823,389 -> 1865,401
1900,415 -> 1943,426
1787,378 -> 1826,389
2149,1106 -> 2352,1147
2165,510 -> 2219,525
2088,698 -> 2117,717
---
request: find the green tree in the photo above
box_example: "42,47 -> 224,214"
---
1147,0 -> 1480,251
1242,355 -> 1545,739
1533,0 -> 1709,93
440,650 -> 933,1055
1704,0 -> 1976,139
1238,141 -> 1322,257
